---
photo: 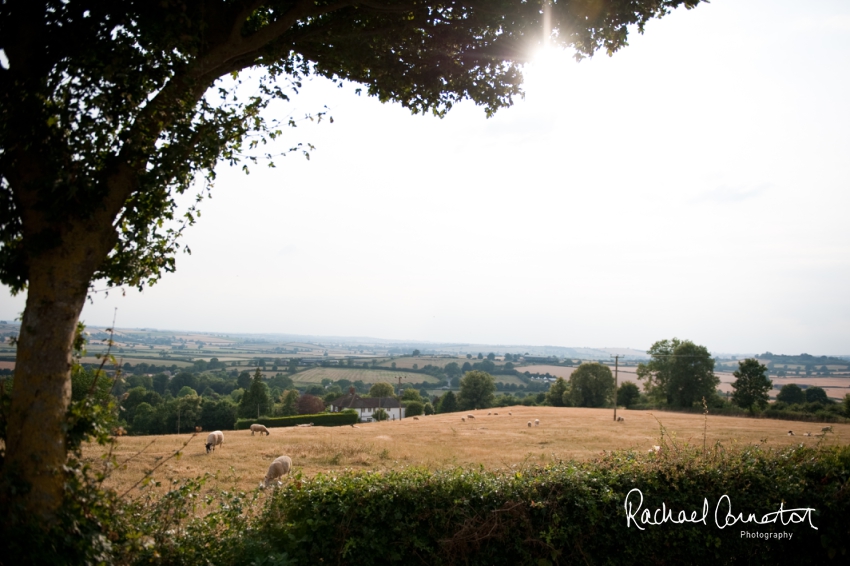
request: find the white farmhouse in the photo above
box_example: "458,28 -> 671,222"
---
329,391 -> 406,422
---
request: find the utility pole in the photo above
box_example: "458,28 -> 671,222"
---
395,375 -> 405,419
612,355 -> 621,421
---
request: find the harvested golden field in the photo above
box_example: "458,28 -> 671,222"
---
292,366 -> 439,384
379,356 -> 468,369
83,406 -> 850,499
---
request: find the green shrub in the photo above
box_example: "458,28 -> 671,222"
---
251,444 -> 850,565
234,412 -> 357,429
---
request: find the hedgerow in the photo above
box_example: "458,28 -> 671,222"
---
234,411 -> 358,429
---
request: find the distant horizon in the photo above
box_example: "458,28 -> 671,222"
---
2,321 -> 845,360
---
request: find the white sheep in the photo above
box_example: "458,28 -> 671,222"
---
205,430 -> 224,453
822,426 -> 833,432
617,416 -> 625,422
262,455 -> 292,488
467,414 -> 475,420
788,430 -> 795,436
534,419 -> 540,427
803,432 -> 812,437
527,421 -> 532,428
250,424 -> 270,436
297,423 -> 314,427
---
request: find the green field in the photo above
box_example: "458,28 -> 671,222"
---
293,367 -> 441,384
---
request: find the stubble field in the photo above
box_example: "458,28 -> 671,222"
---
82,406 -> 850,499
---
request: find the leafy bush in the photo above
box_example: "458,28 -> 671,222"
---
234,412 -> 358,429
250,444 -> 850,565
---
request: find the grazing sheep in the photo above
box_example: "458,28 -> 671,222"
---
822,426 -> 833,432
205,430 -> 224,453
250,424 -> 270,436
413,417 -> 419,420
534,419 -> 540,427
493,412 -> 499,416
297,423 -> 314,427
262,455 -> 292,488
487,412 -> 492,416
527,421 -> 532,428
508,412 -> 512,416
467,415 -> 476,420
788,430 -> 795,436
617,416 -> 625,422
803,432 -> 812,437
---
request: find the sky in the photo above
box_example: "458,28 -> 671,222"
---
2,0 -> 849,355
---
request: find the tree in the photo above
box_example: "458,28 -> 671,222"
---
369,382 -> 395,398
1,0 -> 708,523
279,389 -> 299,417
568,363 -> 614,407
401,388 -> 422,402
616,382 -> 641,408
545,376 -> 569,407
404,401 -> 424,417
487,352 -> 496,361
730,359 -> 772,411
437,390 -> 458,414
372,408 -> 389,422
412,349 -> 421,356
238,368 -> 272,419
423,402 -> 435,416
776,383 -> 805,405
457,371 -> 496,410
636,338 -> 718,407
805,386 -> 829,404
296,394 -> 325,415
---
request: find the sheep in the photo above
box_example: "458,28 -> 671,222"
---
467,415 -> 476,420
350,424 -> 360,428
803,432 -> 812,437
194,426 -> 203,433
508,412 -> 512,416
788,430 -> 795,436
461,417 -> 466,422
493,412 -> 499,416
296,423 -> 314,427
487,412 -> 492,416
534,419 -> 540,427
250,424 -> 270,436
822,426 -> 833,432
262,455 -> 292,488
205,430 -> 224,453
527,421 -> 532,428
617,416 -> 625,422
413,417 -> 419,420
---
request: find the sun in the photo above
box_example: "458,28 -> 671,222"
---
522,45 -> 574,102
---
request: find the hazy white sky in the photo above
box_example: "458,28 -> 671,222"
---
3,0 -> 849,355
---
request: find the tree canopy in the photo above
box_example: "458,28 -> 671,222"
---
1,0 -> 707,523
567,363 -> 614,408
730,358 -> 772,411
457,370 -> 496,410
637,338 -> 718,407
369,382 -> 395,398
776,383 -> 805,405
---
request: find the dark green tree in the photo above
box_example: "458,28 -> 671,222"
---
169,371 -> 199,396
372,408 -> 389,422
404,401 -> 424,417
152,373 -> 169,396
279,390 -> 299,417
445,362 -> 462,379
616,381 -> 641,408
730,359 -> 772,411
199,398 -> 237,431
545,376 -> 569,407
487,352 -> 496,360
423,402 -> 435,416
238,368 -> 272,419
636,338 -> 718,407
457,371 -> 496,410
412,349 -> 421,356
437,391 -> 458,414
805,386 -> 829,404
237,371 -> 252,390
401,388 -> 422,402
776,383 -> 805,405
0,0 -> 709,523
568,363 -> 614,407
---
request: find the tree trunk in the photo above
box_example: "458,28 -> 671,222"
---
3,242 -> 101,522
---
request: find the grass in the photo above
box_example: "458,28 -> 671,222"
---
292,366 -> 439,384
82,406 -> 850,499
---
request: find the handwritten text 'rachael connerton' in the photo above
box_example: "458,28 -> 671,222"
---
624,488 -> 817,531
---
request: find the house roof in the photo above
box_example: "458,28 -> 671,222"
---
330,393 -> 401,409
